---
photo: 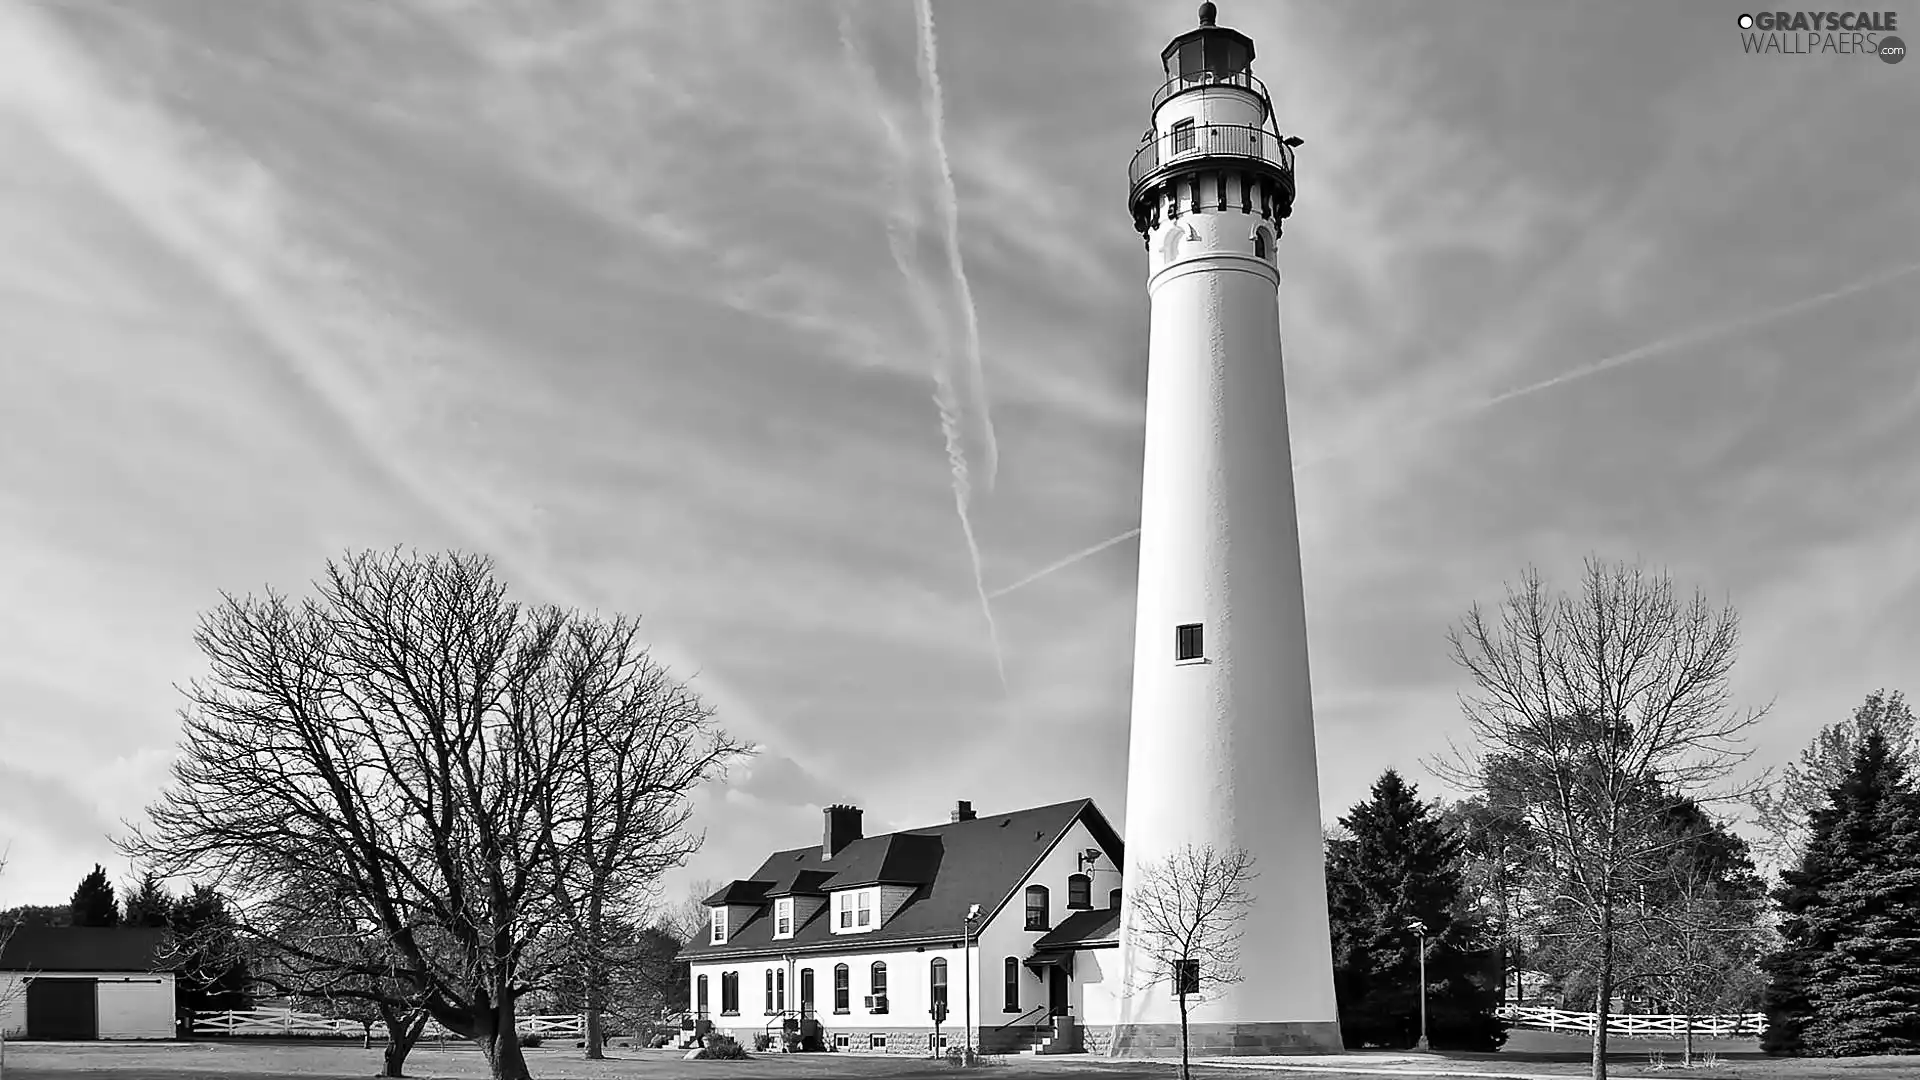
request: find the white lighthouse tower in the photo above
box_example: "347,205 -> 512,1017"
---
1112,2 -> 1343,1056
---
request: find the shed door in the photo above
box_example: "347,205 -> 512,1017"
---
27,977 -> 98,1040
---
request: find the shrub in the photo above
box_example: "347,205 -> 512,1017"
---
752,1032 -> 774,1052
703,1034 -> 749,1060
518,1033 -> 542,1048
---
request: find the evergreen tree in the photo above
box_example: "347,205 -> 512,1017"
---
69,864 -> 119,927
168,885 -> 252,1012
1797,732 -> 1920,1055
1326,770 -> 1506,1051
122,873 -> 173,929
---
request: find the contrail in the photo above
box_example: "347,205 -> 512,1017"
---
837,1 -> 1009,692
912,0 -> 998,491
987,527 -> 1140,599
994,260 -> 1920,599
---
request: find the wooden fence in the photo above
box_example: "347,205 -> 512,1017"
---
191,1008 -> 584,1040
1496,1005 -> 1764,1037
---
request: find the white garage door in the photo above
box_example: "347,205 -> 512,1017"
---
96,978 -> 173,1040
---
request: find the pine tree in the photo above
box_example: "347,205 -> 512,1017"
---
168,885 -> 252,1012
1326,770 -> 1506,1051
122,873 -> 173,929
69,864 -> 119,927
1797,732 -> 1920,1055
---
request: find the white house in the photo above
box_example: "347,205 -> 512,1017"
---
679,799 -> 1127,1055
0,927 -> 177,1040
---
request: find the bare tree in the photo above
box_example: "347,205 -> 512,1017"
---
538,625 -> 745,1059
1432,558 -> 1765,1080
1625,843 -> 1767,1067
119,549 -> 744,1080
1123,844 -> 1257,1080
0,851 -> 29,1079
1747,689 -> 1914,878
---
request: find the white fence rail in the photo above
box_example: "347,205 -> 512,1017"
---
1497,1006 -> 1764,1037
191,1008 -> 584,1040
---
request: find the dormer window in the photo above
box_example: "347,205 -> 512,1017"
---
774,897 -> 794,939
832,887 -> 881,934
857,891 -> 873,927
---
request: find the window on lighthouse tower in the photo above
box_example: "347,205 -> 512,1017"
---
1175,623 -> 1205,662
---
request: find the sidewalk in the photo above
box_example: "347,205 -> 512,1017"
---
1190,1054 -> 1661,1080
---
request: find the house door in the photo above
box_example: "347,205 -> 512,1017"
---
799,968 -> 815,1016
1047,967 -> 1069,1017
27,977 -> 97,1040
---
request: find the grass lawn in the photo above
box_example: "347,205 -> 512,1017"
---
2,1038 -> 1917,1080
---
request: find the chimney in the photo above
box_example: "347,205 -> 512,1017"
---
823,804 -> 863,860
950,800 -> 977,823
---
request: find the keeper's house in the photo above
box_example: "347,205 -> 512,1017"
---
680,799 -> 1126,1056
0,927 -> 177,1040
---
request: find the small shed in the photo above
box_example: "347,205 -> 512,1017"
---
0,927 -> 176,1040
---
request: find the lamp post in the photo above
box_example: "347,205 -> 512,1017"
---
1406,918 -> 1429,1051
964,903 -> 981,1059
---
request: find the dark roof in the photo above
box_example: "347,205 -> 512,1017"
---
0,927 -> 173,973
681,798 -> 1123,961
703,880 -> 775,906
1033,908 -> 1121,952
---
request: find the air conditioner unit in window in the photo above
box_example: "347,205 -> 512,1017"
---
864,994 -> 888,1013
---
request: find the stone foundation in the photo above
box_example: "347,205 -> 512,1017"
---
1106,1021 -> 1344,1057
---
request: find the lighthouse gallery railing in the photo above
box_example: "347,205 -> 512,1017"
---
1128,123 -> 1294,202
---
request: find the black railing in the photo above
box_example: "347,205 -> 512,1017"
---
1149,68 -> 1271,117
1128,123 -> 1294,198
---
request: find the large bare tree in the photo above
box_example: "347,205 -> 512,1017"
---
1122,844 -> 1257,1080
120,549 -> 745,1080
1434,557 -> 1765,1080
537,624 -> 740,1059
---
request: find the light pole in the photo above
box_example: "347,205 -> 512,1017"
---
1406,918 -> 1429,1051
963,903 -> 981,1060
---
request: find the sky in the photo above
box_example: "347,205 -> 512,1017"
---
1,0 -> 1916,910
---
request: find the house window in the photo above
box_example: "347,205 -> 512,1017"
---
1067,874 -> 1091,910
1175,958 -> 1200,997
870,1033 -> 889,1050
697,974 -> 709,1017
870,961 -> 888,1011
720,971 -> 739,1015
774,897 -> 793,937
1004,957 -> 1020,1012
932,1033 -> 949,1053
1175,622 -> 1204,662
833,964 -> 850,1013
835,1032 -> 850,1049
765,969 -> 775,1014
1110,888 -> 1123,910
856,890 -> 873,927
1025,885 -> 1050,931
1171,118 -> 1196,154
930,957 -> 948,1009
777,968 -> 786,1012
710,907 -> 727,944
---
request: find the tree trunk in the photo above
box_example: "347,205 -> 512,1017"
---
1178,992 -> 1191,1080
1681,991 -> 1694,1068
1590,900 -> 1614,1080
378,1005 -> 427,1078
585,961 -> 605,1060
477,999 -> 533,1080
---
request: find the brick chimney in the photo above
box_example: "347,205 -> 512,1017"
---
823,804 -> 863,860
950,800 -> 977,823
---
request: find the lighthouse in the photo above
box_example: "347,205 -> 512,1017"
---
1111,2 -> 1343,1056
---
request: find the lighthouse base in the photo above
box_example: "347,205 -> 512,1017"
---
1104,1021 -> 1345,1057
